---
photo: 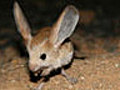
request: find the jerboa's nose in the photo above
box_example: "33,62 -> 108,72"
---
29,63 -> 37,71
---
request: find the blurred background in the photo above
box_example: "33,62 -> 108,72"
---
0,0 -> 120,60
0,0 -> 120,61
0,0 -> 120,90
0,0 -> 120,51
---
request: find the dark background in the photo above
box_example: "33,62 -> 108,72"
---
0,0 -> 120,50
0,1 -> 120,89
0,0 -> 120,29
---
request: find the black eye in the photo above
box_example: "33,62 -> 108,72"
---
40,53 -> 46,60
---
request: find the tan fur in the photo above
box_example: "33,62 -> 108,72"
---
13,2 -> 79,89
28,27 -> 74,73
14,2 -> 32,43
30,27 -> 51,49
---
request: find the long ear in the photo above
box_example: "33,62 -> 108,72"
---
13,2 -> 32,44
50,5 -> 79,47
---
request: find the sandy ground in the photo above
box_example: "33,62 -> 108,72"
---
0,1 -> 120,89
0,26 -> 120,90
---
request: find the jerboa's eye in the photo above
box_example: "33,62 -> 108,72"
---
40,53 -> 46,60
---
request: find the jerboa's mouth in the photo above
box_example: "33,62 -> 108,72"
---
33,66 -> 48,76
